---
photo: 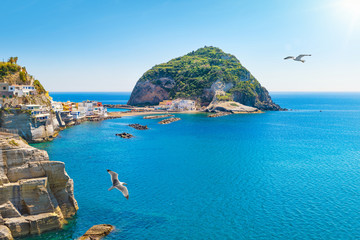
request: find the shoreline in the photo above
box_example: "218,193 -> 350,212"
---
107,109 -> 263,118
29,109 -> 263,144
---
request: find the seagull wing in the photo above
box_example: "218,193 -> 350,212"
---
295,54 -> 311,60
284,56 -> 294,60
116,185 -> 129,200
107,170 -> 119,185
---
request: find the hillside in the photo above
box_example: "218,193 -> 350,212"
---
0,58 -> 49,107
128,47 -> 282,110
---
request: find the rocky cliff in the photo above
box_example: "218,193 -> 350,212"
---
0,110 -> 60,143
0,134 -> 78,239
128,46 -> 282,110
0,59 -> 60,143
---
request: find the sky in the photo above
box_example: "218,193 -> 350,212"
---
1,0 -> 359,92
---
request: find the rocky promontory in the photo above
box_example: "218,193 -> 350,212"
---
128,46 -> 282,111
0,134 -> 78,239
206,101 -> 259,113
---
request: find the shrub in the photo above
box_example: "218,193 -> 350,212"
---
33,80 -> 46,94
0,62 -> 20,79
19,71 -> 27,83
8,139 -> 19,146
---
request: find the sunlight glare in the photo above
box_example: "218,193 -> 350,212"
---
339,0 -> 360,19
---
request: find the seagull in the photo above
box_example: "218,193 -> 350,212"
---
284,54 -> 311,63
107,169 -> 129,200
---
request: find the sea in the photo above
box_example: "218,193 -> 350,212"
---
23,92 -> 360,240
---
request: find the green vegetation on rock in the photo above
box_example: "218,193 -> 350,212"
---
33,79 -> 46,94
217,93 -> 233,101
0,62 -> 21,79
0,57 -> 51,108
129,46 -> 282,110
19,71 -> 27,83
139,46 -> 255,99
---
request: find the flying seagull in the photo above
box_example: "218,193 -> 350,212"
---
107,169 -> 129,200
284,54 -> 311,63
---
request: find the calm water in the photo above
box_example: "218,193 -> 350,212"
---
26,92 -> 360,240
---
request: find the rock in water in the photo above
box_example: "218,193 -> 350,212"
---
128,46 -> 282,110
79,224 -> 114,240
158,118 -> 181,124
208,112 -> 232,118
0,135 -> 78,239
128,124 -> 148,130
115,132 -> 134,138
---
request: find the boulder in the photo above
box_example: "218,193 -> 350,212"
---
128,124 -> 148,130
116,133 -> 134,139
79,224 -> 114,240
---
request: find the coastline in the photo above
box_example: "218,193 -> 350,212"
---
107,109 -> 263,118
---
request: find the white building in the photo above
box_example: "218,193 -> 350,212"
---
78,101 -> 98,116
11,85 -> 35,97
70,111 -> 86,120
34,113 -> 50,122
23,104 -> 42,111
51,101 -> 63,112
93,106 -> 107,117
171,99 -> 196,111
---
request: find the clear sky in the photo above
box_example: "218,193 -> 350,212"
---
1,0 -> 359,92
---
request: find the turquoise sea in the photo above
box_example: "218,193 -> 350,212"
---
25,92 -> 360,240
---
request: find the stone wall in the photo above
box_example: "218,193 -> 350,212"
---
0,135 -> 78,239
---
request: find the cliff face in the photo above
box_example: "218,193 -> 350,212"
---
128,46 -> 282,110
0,134 -> 78,239
0,60 -> 61,143
0,111 -> 60,143
128,77 -> 174,106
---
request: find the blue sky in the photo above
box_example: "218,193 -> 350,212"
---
1,0 -> 359,92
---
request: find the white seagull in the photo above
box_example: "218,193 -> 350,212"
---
284,54 -> 311,63
107,169 -> 129,200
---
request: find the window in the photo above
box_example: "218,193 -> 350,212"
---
3,87 -> 6,90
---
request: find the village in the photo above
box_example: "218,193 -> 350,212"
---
106,99 -> 197,113
0,81 -> 200,127
154,99 -> 196,111
0,82 -> 108,126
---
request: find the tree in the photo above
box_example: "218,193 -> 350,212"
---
7,57 -> 18,64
